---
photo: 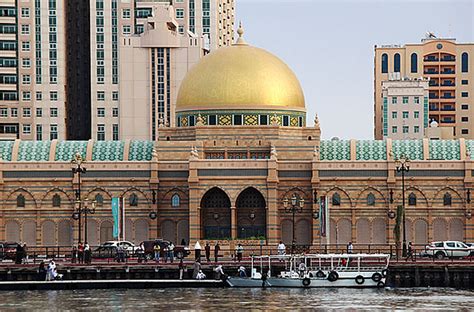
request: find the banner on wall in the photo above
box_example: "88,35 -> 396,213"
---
112,197 -> 120,239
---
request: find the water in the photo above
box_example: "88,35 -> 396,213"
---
0,288 -> 472,311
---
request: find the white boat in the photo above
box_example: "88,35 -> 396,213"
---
226,253 -> 390,288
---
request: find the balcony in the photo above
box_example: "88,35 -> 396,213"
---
440,95 -> 455,99
429,106 -> 439,111
441,70 -> 455,74
440,119 -> 455,124
424,70 -> 439,74
441,56 -> 456,62
441,107 -> 455,111
429,82 -> 439,87
424,57 -> 439,62
440,82 -> 455,87
429,94 -> 439,99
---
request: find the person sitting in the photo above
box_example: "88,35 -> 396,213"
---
196,270 -> 206,280
214,265 -> 224,280
238,266 -> 247,278
298,261 -> 307,277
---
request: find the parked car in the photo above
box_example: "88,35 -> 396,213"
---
93,245 -> 129,259
425,241 -> 471,259
101,241 -> 139,254
465,243 -> 474,256
0,242 -> 20,260
142,239 -> 190,260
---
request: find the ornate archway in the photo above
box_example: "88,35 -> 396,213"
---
201,188 -> 231,239
236,187 -> 266,239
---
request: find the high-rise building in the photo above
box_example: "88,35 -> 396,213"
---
0,0 -> 234,141
381,74 -> 429,140
374,36 -> 474,140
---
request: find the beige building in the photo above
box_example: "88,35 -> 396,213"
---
374,36 -> 474,140
381,75 -> 429,140
0,0 -> 67,141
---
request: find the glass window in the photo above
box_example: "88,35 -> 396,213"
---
394,53 -> 400,72
52,194 -> 61,207
176,8 -> 184,19
50,124 -> 57,140
129,193 -> 138,206
171,194 -> 180,207
17,194 -> 25,207
112,124 -> 119,141
462,104 -> 469,110
22,124 -> 31,134
22,108 -> 31,117
97,91 -> 105,101
462,52 -> 468,73
332,193 -> 341,206
367,193 -> 375,206
381,53 -> 388,73
22,41 -> 30,51
36,124 -> 42,140
112,91 -> 119,101
408,193 -> 416,206
402,111 -> 409,119
22,91 -> 31,101
21,24 -> 29,35
403,126 -> 409,133
122,25 -> 131,34
122,8 -> 131,19
50,91 -> 58,101
392,111 -> 397,119
11,108 -> 18,117
414,126 -> 420,133
178,26 -> 184,34
0,108 -> 7,117
36,92 -> 42,101
462,80 -> 468,85
112,108 -> 119,117
410,53 -> 417,73
95,194 -> 104,206
392,126 -> 397,133
22,75 -> 30,85
414,97 -> 420,104
22,58 -> 31,68
462,117 -> 468,122
414,111 -> 419,118
233,115 -> 242,125
443,193 -> 452,206
21,8 -> 29,18
392,97 -> 397,104
462,129 -> 469,135
50,108 -> 58,117
208,115 -> 217,125
36,108 -> 42,117
283,115 -> 289,126
402,97 -> 408,104
97,124 -> 105,140
97,108 -> 105,117
259,115 -> 268,125
462,92 -> 468,97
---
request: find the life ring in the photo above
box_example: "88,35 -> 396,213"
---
302,277 -> 311,287
355,275 -> 365,285
372,272 -> 382,282
327,271 -> 339,282
381,269 -> 388,278
377,281 -> 385,288
316,270 -> 326,278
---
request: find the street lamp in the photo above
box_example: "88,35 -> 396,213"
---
71,152 -> 86,243
395,154 -> 410,257
283,194 -> 305,254
74,198 -> 96,243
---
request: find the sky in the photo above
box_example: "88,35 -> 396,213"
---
236,0 -> 474,139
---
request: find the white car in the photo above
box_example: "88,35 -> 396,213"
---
102,241 -> 139,253
425,241 -> 471,259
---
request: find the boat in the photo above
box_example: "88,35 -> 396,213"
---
226,253 -> 390,288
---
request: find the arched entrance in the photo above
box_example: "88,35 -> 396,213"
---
201,188 -> 231,239
236,187 -> 266,239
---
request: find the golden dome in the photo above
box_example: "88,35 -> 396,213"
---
176,34 -> 305,113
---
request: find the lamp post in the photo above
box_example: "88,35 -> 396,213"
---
395,154 -> 410,258
283,194 -> 305,254
73,198 -> 96,244
71,152 -> 86,243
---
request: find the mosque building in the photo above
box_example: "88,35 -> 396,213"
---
0,26 -> 472,249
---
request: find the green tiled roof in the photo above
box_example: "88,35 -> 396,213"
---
55,141 -> 88,161
92,141 -> 124,161
392,140 -> 423,160
0,141 -> 14,161
466,140 -> 474,160
18,141 -> 51,161
128,140 -> 154,161
356,140 -> 387,161
320,140 -> 351,161
429,140 -> 460,160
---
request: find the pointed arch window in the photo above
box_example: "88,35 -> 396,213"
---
443,193 -> 452,206
367,193 -> 375,206
129,193 -> 138,207
408,193 -> 416,206
381,53 -> 388,73
332,193 -> 341,206
394,53 -> 401,72
171,194 -> 180,207
52,194 -> 61,207
462,52 -> 469,73
95,194 -> 104,207
16,194 -> 25,208
411,53 -> 418,73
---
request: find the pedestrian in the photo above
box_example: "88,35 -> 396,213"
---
15,243 -> 23,264
277,241 -> 286,261
194,241 -> 202,262
168,242 -> 175,263
214,265 -> 225,280
196,270 -> 206,280
236,243 -> 243,262
71,245 -> 77,264
137,243 -> 145,263
154,243 -> 161,262
163,244 -> 169,263
347,242 -> 353,254
22,244 -> 28,264
214,242 -> 220,263
238,266 -> 247,278
205,242 -> 211,262
37,261 -> 47,281
406,242 -> 414,261
192,259 -> 201,279
117,245 -> 125,263
178,258 -> 185,280
181,239 -> 186,246
78,242 -> 84,264
84,243 -> 91,265
46,260 -> 57,281
298,261 -> 307,277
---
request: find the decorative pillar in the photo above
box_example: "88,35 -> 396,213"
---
266,148 -> 279,245
231,206 -> 237,239
188,147 -> 200,244
311,145 -> 320,246
149,148 -> 159,239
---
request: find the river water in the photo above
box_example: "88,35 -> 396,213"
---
0,288 -> 472,311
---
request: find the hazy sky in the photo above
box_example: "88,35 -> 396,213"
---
236,0 -> 474,139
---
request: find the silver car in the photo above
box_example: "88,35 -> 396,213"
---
425,241 -> 471,259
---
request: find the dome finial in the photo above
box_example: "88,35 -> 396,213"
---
235,21 -> 248,46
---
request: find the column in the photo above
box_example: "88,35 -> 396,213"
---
231,206 -> 237,239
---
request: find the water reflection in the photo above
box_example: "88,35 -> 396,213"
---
0,288 -> 472,310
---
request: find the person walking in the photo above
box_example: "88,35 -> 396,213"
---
192,259 -> 201,279
168,242 -> 175,263
71,245 -> 77,264
194,241 -> 202,262
277,241 -> 286,261
236,244 -> 244,262
205,242 -> 211,262
84,243 -> 91,265
406,242 -> 414,261
15,243 -> 23,264
178,258 -> 185,280
22,244 -> 28,264
154,243 -> 161,262
347,242 -> 353,254
214,242 -> 220,263
78,242 -> 84,264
